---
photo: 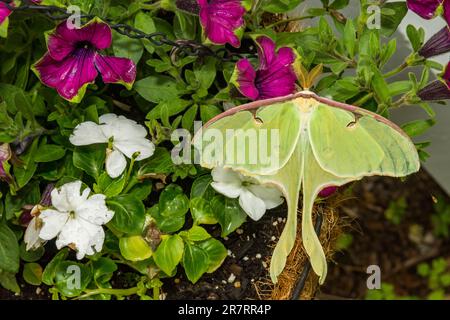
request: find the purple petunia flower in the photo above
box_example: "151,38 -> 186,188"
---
417,62 -> 450,100
419,27 -> 450,58
407,0 -> 449,24
198,0 -> 247,48
318,186 -> 338,198
0,0 -> 41,26
32,18 -> 136,103
231,36 -> 298,100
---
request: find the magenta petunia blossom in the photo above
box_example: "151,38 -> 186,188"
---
318,186 -> 338,198
198,0 -> 247,48
0,0 -> 41,26
407,0 -> 449,24
231,36 -> 298,100
32,18 -> 136,103
417,62 -> 450,101
419,27 -> 450,58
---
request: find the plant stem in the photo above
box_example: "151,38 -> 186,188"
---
383,62 -> 408,78
266,15 -> 314,29
74,287 -> 140,300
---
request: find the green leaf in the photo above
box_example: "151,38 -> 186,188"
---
343,19 -> 356,57
406,25 -> 423,52
0,270 -> 19,293
262,0 -> 303,13
380,2 -> 408,37
200,105 -> 222,123
388,81 -> 412,97
182,242 -> 209,284
146,99 -> 192,120
34,144 -> 66,163
135,75 -> 179,103
153,234 -> 184,275
210,196 -> 247,237
198,238 -> 227,273
94,172 -> 126,197
0,223 -> 19,273
92,257 -> 117,285
190,197 -> 217,225
182,104 -> 198,131
151,184 -> 189,233
73,145 -> 106,180
329,0 -> 349,9
194,58 -> 216,91
402,119 -> 436,137
119,236 -> 152,261
19,242 -> 45,262
112,30 -> 143,65
174,12 -> 197,40
180,226 -> 211,242
42,249 -> 68,286
190,174 -> 215,199
107,194 -> 146,234
138,147 -> 174,177
55,261 -> 92,298
23,263 -> 42,286
134,12 -> 157,53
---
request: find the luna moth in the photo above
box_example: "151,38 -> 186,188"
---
192,91 -> 420,284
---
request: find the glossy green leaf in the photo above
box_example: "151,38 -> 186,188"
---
119,236 -> 153,261
210,196 -> 247,237
108,195 -> 146,234
19,242 -> 45,262
42,249 -> 69,286
182,242 -> 209,284
23,263 -> 43,286
135,75 -> 179,103
73,145 -> 106,180
0,223 -> 19,273
54,261 -> 92,298
153,234 -> 184,275
198,238 -> 227,273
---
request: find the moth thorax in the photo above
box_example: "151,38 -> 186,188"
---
295,97 -> 318,113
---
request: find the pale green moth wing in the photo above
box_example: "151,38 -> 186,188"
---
309,102 -> 420,178
193,100 -> 301,176
193,92 -> 420,286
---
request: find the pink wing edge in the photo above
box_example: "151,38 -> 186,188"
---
200,91 -> 409,138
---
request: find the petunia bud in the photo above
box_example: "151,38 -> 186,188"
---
318,186 -> 338,198
417,62 -> 450,101
418,27 -> 450,58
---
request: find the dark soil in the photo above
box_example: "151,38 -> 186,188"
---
1,169 -> 447,300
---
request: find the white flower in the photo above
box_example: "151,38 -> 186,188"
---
69,113 -> 155,178
24,181 -> 114,259
211,167 -> 284,221
24,205 -> 46,251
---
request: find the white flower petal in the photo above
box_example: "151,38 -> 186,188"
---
39,209 -> 69,240
105,149 -> 127,178
247,184 -> 284,209
55,218 -> 105,260
51,181 -> 89,212
99,113 -> 148,140
77,194 -> 114,226
211,182 -> 242,198
114,139 -> 155,161
239,189 -> 267,221
69,121 -> 108,146
24,217 -> 45,251
211,167 -> 242,184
